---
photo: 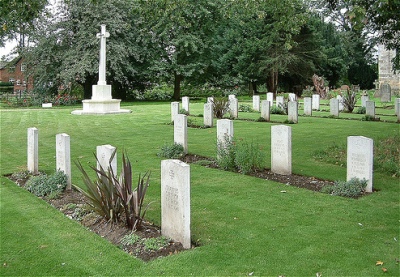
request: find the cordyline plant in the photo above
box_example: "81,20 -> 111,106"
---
342,88 -> 357,113
74,150 -> 151,230
211,97 -> 230,118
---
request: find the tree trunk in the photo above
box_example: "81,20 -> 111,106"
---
267,70 -> 278,94
173,72 -> 182,100
251,81 -> 258,94
83,75 -> 96,99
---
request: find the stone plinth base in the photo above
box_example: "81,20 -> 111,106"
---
71,99 -> 131,115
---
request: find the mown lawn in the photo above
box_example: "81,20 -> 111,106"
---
0,98 -> 399,276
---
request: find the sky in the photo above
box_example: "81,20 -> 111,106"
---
0,40 -> 18,59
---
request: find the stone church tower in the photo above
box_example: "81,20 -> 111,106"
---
378,44 -> 400,93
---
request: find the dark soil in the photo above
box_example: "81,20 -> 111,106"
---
7,155 -> 337,261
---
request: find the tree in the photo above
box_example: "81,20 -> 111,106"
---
22,0 -> 146,99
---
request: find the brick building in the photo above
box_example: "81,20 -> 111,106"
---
0,57 -> 33,93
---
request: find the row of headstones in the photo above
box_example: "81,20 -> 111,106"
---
27,127 -> 191,249
171,118 -> 374,193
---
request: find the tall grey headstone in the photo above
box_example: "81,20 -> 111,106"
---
380,84 -> 391,102
229,97 -> 238,119
365,101 -> 375,117
203,103 -> 213,127
276,96 -> 284,108
161,159 -> 191,249
182,96 -> 189,114
330,98 -> 339,117
260,100 -> 270,121
253,95 -> 260,111
174,114 -> 188,154
361,95 -> 369,107
312,94 -> 320,110
303,97 -> 312,116
347,136 -> 373,192
217,119 -> 234,149
288,101 -> 298,123
96,144 -> 117,174
56,133 -> 71,190
171,102 -> 180,122
27,127 -> 39,174
271,125 -> 292,175
337,95 -> 344,111
267,92 -> 274,107
288,93 -> 296,102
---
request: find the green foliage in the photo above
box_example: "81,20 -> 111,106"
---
217,137 -> 265,174
74,150 -> 151,230
321,178 -> 368,198
143,236 -> 170,251
179,108 -> 189,116
157,143 -> 185,159
120,233 -> 141,246
361,115 -> 376,121
270,105 -> 286,115
356,106 -> 366,114
25,171 -> 68,197
342,89 -> 357,112
211,97 -> 230,119
130,84 -> 173,101
238,104 -> 254,113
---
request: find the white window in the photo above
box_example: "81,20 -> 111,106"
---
20,63 -> 26,72
16,79 -> 21,85
9,78 -> 15,83
23,81 -> 26,87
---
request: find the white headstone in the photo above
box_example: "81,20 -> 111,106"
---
365,101 -> 375,117
207,97 -> 214,104
288,93 -> 296,102
229,94 -> 236,101
171,102 -> 180,122
161,159 -> 191,249
347,136 -> 373,192
330,98 -> 339,117
182,96 -> 189,114
271,125 -> 292,175
267,92 -> 274,107
396,98 -> 400,121
229,97 -> 238,119
203,103 -> 214,127
42,103 -> 52,108
337,95 -> 344,111
27,127 -> 39,174
253,95 -> 260,111
361,95 -> 369,107
260,100 -> 270,121
217,119 -> 234,149
288,101 -> 298,123
56,133 -> 71,190
303,97 -> 312,116
276,96 -> 284,108
312,94 -> 320,110
174,114 -> 188,154
96,144 -> 117,174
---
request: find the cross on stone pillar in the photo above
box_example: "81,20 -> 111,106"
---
373,80 -> 380,90
96,24 -> 110,85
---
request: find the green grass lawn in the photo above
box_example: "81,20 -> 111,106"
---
1,98 -> 399,276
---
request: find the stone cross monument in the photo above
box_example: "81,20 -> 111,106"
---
72,25 -> 130,115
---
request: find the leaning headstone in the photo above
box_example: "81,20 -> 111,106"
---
171,102 -> 180,122
303,97 -> 312,116
253,95 -> 260,111
380,84 -> 391,102
267,92 -> 274,107
182,96 -> 189,114
203,103 -> 213,127
56,133 -> 71,190
347,136 -> 373,192
288,101 -> 298,123
260,100 -> 270,121
174,114 -> 188,154
161,159 -> 191,249
288,93 -> 296,102
229,97 -> 238,119
271,125 -> 292,175
276,96 -> 284,108
96,144 -> 117,174
361,95 -> 369,107
312,94 -> 320,110
365,101 -> 375,117
207,97 -> 214,104
330,98 -> 339,117
337,95 -> 344,111
217,119 -> 234,149
27,127 -> 39,174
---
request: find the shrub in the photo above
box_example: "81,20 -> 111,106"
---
25,171 -> 68,197
74,150 -> 151,230
239,104 -> 254,113
216,136 -> 236,171
179,108 -> 189,116
120,233 -> 141,246
361,115 -> 376,121
356,106 -> 366,114
271,105 -> 286,115
321,178 -> 368,197
130,84 -> 173,101
211,97 -> 230,118
342,89 -> 357,112
157,143 -> 185,159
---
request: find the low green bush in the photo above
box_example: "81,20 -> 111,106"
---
321,178 -> 368,197
239,104 -> 254,113
25,171 -> 68,197
157,143 -> 185,159
356,106 -> 366,114
271,105 -> 286,115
